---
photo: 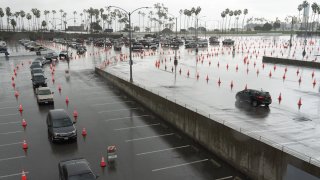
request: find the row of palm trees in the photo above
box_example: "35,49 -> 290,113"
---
220,8 -> 248,32
297,1 -> 320,31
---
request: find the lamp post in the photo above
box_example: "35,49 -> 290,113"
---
108,6 -> 150,83
195,16 -> 206,55
168,12 -> 178,84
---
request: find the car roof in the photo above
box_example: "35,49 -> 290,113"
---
60,159 -> 92,176
31,68 -> 43,71
49,109 -> 69,119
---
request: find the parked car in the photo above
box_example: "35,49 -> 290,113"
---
76,47 -> 86,55
46,109 -> 77,142
59,51 -> 68,59
222,39 -> 235,46
35,87 -> 54,105
45,52 -> 59,61
58,158 -> 98,180
132,43 -> 144,51
209,36 -> 220,45
30,60 -> 43,69
185,42 -> 197,48
31,73 -> 47,89
235,89 -> 272,107
31,68 -> 44,76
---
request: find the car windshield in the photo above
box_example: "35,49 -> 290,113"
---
33,76 -> 45,81
38,89 -> 51,95
52,118 -> 73,128
69,173 -> 95,180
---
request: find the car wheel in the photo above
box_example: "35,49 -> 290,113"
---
252,100 -> 258,107
265,103 -> 270,107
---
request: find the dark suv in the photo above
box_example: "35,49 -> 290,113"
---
59,158 -> 98,180
236,89 -> 272,107
31,73 -> 47,89
47,109 -> 77,142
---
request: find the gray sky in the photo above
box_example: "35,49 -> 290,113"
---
1,0 -> 307,29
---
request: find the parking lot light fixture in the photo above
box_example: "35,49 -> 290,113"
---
108,6 -> 150,83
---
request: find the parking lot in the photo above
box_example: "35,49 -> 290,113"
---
0,44 -> 247,179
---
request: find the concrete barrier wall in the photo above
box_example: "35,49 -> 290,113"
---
95,67 -> 320,180
262,56 -> 320,69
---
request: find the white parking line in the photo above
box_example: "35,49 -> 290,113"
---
126,133 -> 174,142
0,106 -> 17,110
0,142 -> 22,147
99,107 -> 138,114
115,123 -> 160,131
0,131 -> 23,135
136,145 -> 191,156
87,95 -> 121,101
0,100 -> 16,104
152,159 -> 209,172
215,176 -> 233,180
0,156 -> 25,162
0,121 -> 20,125
0,171 -> 29,179
0,113 -> 19,117
92,101 -> 133,106
246,126 -> 298,134
105,115 -> 151,122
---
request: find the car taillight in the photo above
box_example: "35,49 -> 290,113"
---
257,96 -> 264,99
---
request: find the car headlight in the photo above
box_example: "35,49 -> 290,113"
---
71,130 -> 76,134
54,132 -> 59,137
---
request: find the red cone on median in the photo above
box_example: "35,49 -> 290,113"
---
100,156 -> 106,167
21,170 -> 27,180
19,104 -> 23,112
22,140 -> 28,150
298,98 -> 302,109
22,119 -> 27,128
82,128 -> 87,137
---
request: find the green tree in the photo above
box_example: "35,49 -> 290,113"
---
311,2 -> 318,31
0,8 -> 4,30
10,18 -> 16,31
263,22 -> 272,31
5,7 -> 11,31
41,20 -> 47,30
20,10 -> 25,31
26,13 -> 31,31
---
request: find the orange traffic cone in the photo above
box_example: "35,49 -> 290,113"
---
22,140 -> 28,150
298,98 -> 302,109
217,77 -> 221,86
73,109 -> 78,119
82,128 -> 87,137
278,93 -> 282,104
19,104 -> 23,112
14,91 -> 19,99
65,96 -> 69,106
21,170 -> 27,180
100,156 -> 106,167
22,119 -> 27,128
230,80 -> 234,90
58,84 -> 62,94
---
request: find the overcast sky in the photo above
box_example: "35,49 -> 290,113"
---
1,0 -> 309,28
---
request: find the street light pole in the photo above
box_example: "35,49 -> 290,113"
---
129,12 -> 133,82
108,6 -> 149,83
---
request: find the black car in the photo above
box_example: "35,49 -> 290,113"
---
59,51 -> 68,59
30,63 -> 42,70
76,48 -> 86,55
45,52 -> 59,61
47,109 -> 77,142
59,158 -> 98,180
236,89 -> 272,107
31,73 -> 47,89
31,68 -> 44,76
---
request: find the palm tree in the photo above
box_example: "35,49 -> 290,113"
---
26,13 -> 31,31
99,8 -> 104,27
141,12 -> 146,32
228,10 -> 234,31
236,10 -> 242,32
302,1 -> 309,30
73,11 -> 77,26
183,9 -> 188,30
80,13 -> 83,26
35,9 -> 41,30
311,2 -> 318,31
298,4 -> 303,26
138,11 -> 141,32
179,9 -> 183,31
59,9 -> 63,30
0,8 -> 4,30
242,9 -> 248,32
51,10 -> 56,29
14,12 -> 20,31
10,19 -> 16,31
5,7 -> 11,31
316,6 -> 320,31
224,8 -> 230,31
221,11 -> 226,33
20,10 -> 25,31
149,11 -> 153,32
41,20 -> 47,30
87,7 -> 95,32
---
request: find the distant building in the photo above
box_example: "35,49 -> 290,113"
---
67,25 -> 84,31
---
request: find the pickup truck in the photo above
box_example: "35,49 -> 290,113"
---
35,87 -> 54,105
